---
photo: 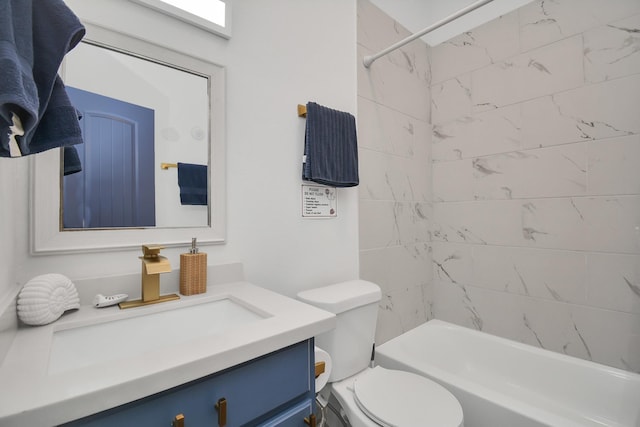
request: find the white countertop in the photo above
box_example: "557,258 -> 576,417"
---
0,281 -> 335,426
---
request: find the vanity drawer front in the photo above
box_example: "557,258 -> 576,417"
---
219,339 -> 313,425
61,340 -> 312,427
257,398 -> 314,427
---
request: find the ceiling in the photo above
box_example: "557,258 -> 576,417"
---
367,0 -> 534,46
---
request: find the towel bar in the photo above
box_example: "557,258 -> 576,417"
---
161,162 -> 178,170
297,104 -> 307,118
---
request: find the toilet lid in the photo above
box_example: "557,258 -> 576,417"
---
353,366 -> 463,427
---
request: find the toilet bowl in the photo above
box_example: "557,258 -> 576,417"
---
297,280 -> 464,427
329,366 -> 463,427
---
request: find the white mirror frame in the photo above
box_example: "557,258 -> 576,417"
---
31,23 -> 226,255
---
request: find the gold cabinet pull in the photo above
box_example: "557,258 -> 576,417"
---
215,397 -> 227,427
314,361 -> 326,378
172,413 -> 185,427
304,414 -> 317,427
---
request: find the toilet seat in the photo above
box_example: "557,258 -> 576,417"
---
352,366 -> 463,427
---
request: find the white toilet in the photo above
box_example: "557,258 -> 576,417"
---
298,280 -> 463,427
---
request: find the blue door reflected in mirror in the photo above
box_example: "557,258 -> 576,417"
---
63,87 -> 155,228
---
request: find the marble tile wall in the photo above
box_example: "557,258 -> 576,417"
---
357,0 -> 433,344
431,0 -> 640,373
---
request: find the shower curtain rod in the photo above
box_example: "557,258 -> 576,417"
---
363,0 -> 495,68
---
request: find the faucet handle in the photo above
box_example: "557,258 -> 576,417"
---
141,244 -> 165,258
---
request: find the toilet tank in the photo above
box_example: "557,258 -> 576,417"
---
297,280 -> 381,382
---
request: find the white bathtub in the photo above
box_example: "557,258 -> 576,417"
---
375,319 -> 640,427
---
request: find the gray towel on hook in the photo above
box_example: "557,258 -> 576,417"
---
303,102 -> 359,187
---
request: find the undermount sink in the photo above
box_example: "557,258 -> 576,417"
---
48,297 -> 267,374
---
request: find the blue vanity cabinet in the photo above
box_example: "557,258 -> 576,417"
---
61,340 -> 315,427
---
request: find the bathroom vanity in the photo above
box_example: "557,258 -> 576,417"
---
63,340 -> 315,426
0,277 -> 335,426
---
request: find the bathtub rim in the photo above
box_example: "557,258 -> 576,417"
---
375,319 -> 640,427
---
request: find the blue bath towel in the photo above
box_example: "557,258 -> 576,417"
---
30,77 -> 84,154
303,102 -> 359,187
0,0 -> 85,157
177,163 -> 208,206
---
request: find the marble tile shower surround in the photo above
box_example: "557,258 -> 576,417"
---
430,0 -> 640,373
357,0 -> 433,344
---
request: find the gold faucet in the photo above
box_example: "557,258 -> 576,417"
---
119,245 -> 180,309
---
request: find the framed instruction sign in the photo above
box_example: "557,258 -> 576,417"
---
302,185 -> 337,218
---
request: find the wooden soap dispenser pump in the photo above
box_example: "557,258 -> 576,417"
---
179,238 -> 207,295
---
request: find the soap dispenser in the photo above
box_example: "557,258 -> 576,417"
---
179,238 -> 207,295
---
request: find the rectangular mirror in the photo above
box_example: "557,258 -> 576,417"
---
31,22 -> 226,254
62,39 -> 209,229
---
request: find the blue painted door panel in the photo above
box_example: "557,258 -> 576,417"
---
64,87 -> 155,228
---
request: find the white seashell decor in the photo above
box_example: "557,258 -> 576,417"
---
17,274 -> 80,326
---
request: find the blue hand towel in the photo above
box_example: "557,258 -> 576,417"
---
0,0 -> 85,157
177,163 -> 208,206
303,102 -> 359,187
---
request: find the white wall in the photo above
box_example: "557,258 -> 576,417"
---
0,0 -> 359,301
0,157 -> 27,301
357,0 -> 433,344
430,0 -> 640,372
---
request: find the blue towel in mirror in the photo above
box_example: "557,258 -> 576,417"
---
177,163 -> 208,206
303,102 -> 359,187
